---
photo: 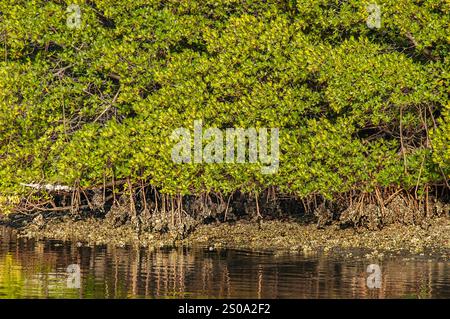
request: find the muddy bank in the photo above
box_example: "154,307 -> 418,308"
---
12,215 -> 450,258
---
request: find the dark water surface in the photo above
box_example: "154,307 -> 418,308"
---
0,226 -> 449,298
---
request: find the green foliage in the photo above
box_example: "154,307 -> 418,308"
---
0,0 -> 448,199
432,102 -> 450,176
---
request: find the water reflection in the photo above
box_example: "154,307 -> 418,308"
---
0,226 -> 449,298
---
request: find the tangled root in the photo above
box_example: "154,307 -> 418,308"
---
336,189 -> 450,230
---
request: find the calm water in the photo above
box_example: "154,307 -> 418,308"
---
0,226 -> 449,299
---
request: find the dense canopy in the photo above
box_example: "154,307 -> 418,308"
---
0,0 -> 449,210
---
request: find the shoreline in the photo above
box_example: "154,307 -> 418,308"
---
9,216 -> 450,258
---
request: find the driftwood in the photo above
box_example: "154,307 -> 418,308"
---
20,183 -> 74,192
20,179 -> 130,193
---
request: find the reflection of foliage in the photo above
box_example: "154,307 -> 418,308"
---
0,251 -> 80,298
82,272 -> 115,299
0,254 -> 25,298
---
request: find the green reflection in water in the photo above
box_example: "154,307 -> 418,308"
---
0,254 -> 25,298
0,226 -> 449,299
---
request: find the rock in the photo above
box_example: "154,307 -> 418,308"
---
105,202 -> 129,227
31,214 -> 44,229
314,203 -> 333,229
138,208 -> 152,231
